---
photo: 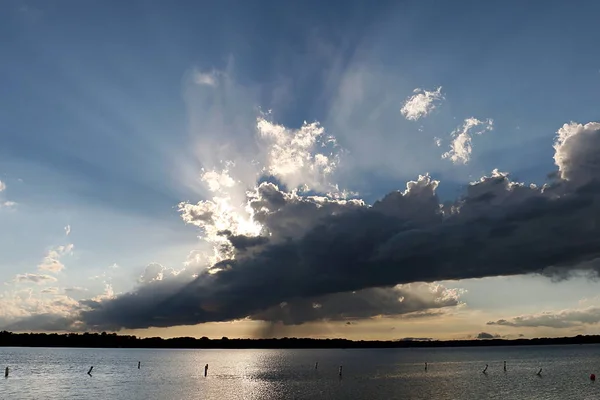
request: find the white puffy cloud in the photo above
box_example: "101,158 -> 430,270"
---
38,244 -> 74,273
64,225 -> 71,236
554,122 -> 600,185
0,180 -> 5,192
256,118 -> 340,192
138,263 -> 180,284
400,87 -> 444,121
0,288 -> 82,331
442,117 -> 494,164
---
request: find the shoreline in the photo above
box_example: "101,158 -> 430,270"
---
2,331 -> 600,350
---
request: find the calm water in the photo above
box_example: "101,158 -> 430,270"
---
1,345 -> 599,399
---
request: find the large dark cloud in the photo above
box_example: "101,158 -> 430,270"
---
79,122 -> 600,331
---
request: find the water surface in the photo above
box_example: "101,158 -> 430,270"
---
1,345 -> 599,399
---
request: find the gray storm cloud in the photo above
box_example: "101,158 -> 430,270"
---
75,121 -> 600,331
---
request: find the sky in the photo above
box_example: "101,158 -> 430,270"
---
1,0 -> 600,341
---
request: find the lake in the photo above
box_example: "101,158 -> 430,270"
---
1,345 -> 599,399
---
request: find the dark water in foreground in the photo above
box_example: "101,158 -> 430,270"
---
1,345 -> 599,399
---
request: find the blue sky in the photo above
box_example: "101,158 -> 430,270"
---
1,0 -> 600,339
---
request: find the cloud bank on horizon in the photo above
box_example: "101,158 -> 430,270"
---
5,64 -> 597,333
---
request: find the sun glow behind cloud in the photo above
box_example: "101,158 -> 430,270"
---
3,61 -> 600,340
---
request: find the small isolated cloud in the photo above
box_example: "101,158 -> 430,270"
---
442,117 -> 494,164
477,332 -> 501,339
193,69 -> 219,86
41,287 -> 59,294
38,244 -> 74,273
487,306 -> 600,329
0,181 -> 5,192
14,274 -> 57,284
64,225 -> 71,236
0,201 -> 16,209
401,87 -> 444,121
64,287 -> 88,294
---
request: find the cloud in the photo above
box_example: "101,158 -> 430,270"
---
193,69 -> 220,86
250,283 -> 463,325
400,87 -> 444,121
14,274 -> 58,284
65,225 -> 71,236
77,118 -> 600,331
487,306 -> 600,329
442,117 -> 493,164
38,244 -> 74,273
138,263 -> 179,284
3,314 -> 83,332
0,286 -> 82,331
476,332 -> 500,339
0,181 -> 15,209
256,118 -> 341,193
0,292 -> 83,332
41,287 -> 59,294
554,122 -> 600,185
64,287 -> 88,294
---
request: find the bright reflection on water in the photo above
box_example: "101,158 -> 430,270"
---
1,345 -> 600,399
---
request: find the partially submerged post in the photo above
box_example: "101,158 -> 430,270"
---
4,367 -> 8,378
87,366 -> 93,376
204,364 -> 208,377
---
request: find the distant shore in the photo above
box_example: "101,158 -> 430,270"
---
2,331 -> 600,349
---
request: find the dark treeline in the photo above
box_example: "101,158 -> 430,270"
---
2,331 -> 600,349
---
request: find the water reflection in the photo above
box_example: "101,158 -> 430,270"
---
1,346 -> 599,399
